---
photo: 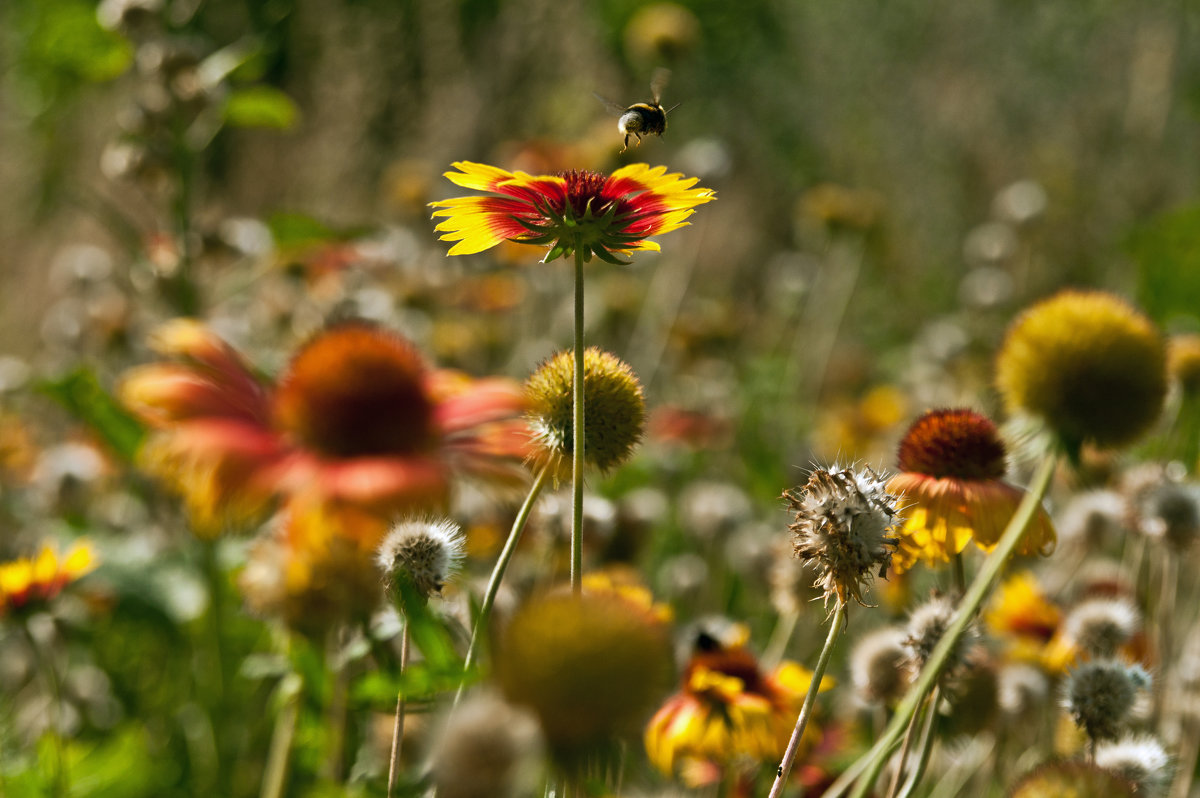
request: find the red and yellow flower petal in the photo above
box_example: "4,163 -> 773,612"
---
121,363 -> 270,426
275,453 -> 451,516
431,197 -> 541,255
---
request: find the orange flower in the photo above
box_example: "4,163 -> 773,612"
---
121,319 -> 529,535
0,542 -> 96,614
645,623 -> 832,786
430,161 -> 714,263
887,408 -> 1055,573
985,571 -> 1074,673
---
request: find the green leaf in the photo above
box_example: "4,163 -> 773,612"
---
392,576 -> 460,674
38,368 -> 145,461
223,86 -> 300,130
18,0 -> 133,85
267,212 -> 341,249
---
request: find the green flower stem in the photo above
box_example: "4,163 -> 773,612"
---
769,600 -> 846,798
21,623 -> 67,797
848,452 -> 1057,798
459,464 -> 551,700
571,246 -> 586,596
261,670 -> 302,798
886,692 -> 928,798
895,685 -> 941,798
387,627 -> 410,798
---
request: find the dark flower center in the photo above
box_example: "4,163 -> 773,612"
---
897,408 -> 1006,480
273,324 -> 438,458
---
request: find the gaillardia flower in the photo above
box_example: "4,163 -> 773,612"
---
429,161 -> 714,263
0,541 -> 96,615
121,319 -> 529,535
645,622 -> 832,786
525,347 -> 645,480
887,408 -> 1055,573
996,290 -> 1166,453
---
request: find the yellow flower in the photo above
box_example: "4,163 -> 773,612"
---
985,571 -> 1074,673
887,408 -> 1055,573
0,542 -> 97,614
430,161 -> 714,263
644,624 -> 833,785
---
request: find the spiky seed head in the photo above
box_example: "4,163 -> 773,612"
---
996,290 -> 1166,453
1062,597 -> 1140,659
904,593 -> 976,676
1093,734 -> 1173,798
1064,660 -> 1151,742
784,464 -> 901,608
376,518 -> 465,601
997,662 -> 1049,717
525,348 -> 645,481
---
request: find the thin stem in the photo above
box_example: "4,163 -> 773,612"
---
260,671 -> 302,798
895,685 -> 941,798
952,552 -> 966,597
769,601 -> 846,798
763,607 -> 800,668
848,452 -> 1057,798
571,247 -> 586,596
387,626 -> 410,798
886,694 -> 927,798
458,464 -> 551,700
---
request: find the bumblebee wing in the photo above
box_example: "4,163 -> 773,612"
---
649,67 -> 671,104
593,92 -> 628,117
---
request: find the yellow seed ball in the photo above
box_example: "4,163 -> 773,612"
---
493,589 -> 673,757
524,348 -> 646,480
996,290 -> 1166,451
1169,334 -> 1200,396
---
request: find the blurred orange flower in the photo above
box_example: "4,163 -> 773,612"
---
121,319 -> 529,535
0,542 -> 96,615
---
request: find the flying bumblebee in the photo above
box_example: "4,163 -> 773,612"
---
595,69 -> 679,153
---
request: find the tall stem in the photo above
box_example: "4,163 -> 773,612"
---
769,601 -> 846,798
458,464 -> 551,701
571,247 -> 586,595
261,671 -> 302,798
848,452 -> 1057,798
387,626 -> 410,797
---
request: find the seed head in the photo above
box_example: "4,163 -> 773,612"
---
850,626 -> 910,706
996,290 -> 1166,453
1062,597 -> 1140,659
1093,734 -> 1173,798
1169,334 -> 1200,396
904,593 -> 976,676
783,464 -> 901,608
430,691 -> 545,798
376,518 -> 465,602
525,348 -> 646,481
1064,659 -> 1151,742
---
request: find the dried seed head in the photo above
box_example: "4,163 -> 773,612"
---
783,464 -> 901,608
904,593 -> 975,676
997,662 -> 1049,717
1134,478 -> 1200,551
850,626 -> 911,706
1093,734 -> 1173,798
1064,660 -> 1151,742
376,518 -> 465,601
1062,597 -> 1141,659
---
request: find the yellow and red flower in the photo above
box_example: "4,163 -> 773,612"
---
645,623 -> 832,787
430,161 -> 714,263
121,319 -> 529,536
0,541 -> 96,615
887,408 -> 1056,573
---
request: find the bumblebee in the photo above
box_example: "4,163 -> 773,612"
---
596,69 -> 679,153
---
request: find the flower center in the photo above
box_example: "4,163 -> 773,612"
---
273,324 -> 438,458
560,169 -> 613,219
897,408 -> 1006,480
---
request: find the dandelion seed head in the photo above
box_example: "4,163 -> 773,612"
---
376,518 -> 465,600
1064,660 -> 1151,742
849,626 -> 910,706
1063,597 -> 1141,659
1094,734 -> 1173,798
